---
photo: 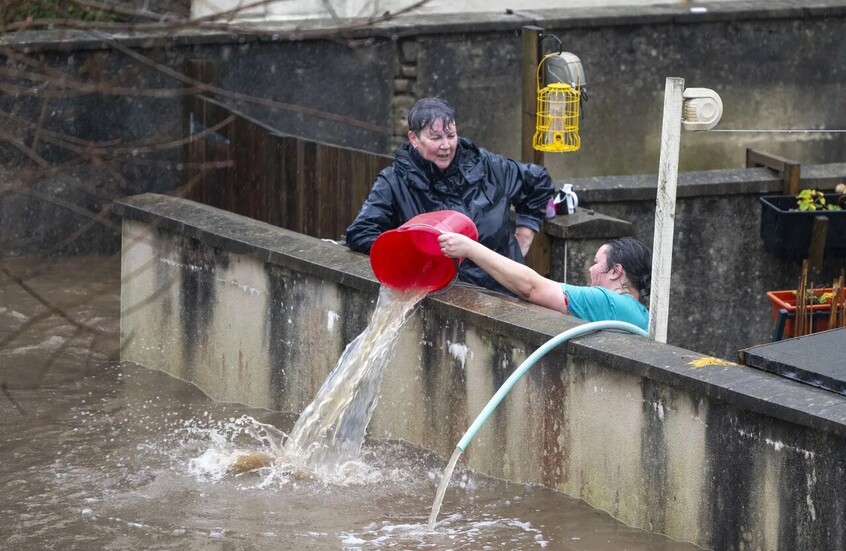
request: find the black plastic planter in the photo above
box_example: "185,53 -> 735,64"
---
760,194 -> 846,259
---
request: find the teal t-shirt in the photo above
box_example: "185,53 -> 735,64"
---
562,284 -> 649,331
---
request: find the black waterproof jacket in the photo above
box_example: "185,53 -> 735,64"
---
346,137 -> 554,294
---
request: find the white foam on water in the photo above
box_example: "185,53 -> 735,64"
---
6,335 -> 66,355
342,512 -> 549,549
187,448 -> 235,482
176,413 -> 424,490
3,308 -> 29,321
179,415 -> 290,483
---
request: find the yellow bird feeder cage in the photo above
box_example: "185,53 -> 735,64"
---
533,51 -> 584,153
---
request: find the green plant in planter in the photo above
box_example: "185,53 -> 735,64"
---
792,289 -> 834,305
796,189 -> 842,212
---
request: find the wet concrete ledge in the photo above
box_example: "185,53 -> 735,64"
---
561,163 -> 846,204
116,193 -> 846,550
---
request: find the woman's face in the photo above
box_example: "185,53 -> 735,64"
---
589,244 -> 618,289
409,119 -> 458,171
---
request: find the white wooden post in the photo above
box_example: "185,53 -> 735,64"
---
648,77 -> 684,343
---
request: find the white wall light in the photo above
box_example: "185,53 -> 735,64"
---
681,88 -> 723,131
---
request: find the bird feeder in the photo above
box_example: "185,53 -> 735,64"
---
533,51 -> 585,153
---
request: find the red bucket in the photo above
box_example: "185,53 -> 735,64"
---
370,210 -> 478,292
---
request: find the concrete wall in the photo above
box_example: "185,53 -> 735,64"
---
116,192 -> 846,550
4,3 -> 846,177
4,4 -> 846,247
4,3 -> 846,258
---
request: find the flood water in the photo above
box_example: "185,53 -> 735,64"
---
0,256 -> 704,550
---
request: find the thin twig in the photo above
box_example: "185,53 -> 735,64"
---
1,381 -> 26,416
0,263 -> 112,337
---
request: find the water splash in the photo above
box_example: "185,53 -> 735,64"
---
183,415 -> 287,482
178,414 -> 384,488
284,286 -> 426,471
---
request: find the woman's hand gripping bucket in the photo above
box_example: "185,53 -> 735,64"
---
370,211 -> 479,292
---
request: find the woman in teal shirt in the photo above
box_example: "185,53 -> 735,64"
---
438,234 -> 651,331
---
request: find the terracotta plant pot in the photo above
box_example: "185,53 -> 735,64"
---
766,288 -> 832,340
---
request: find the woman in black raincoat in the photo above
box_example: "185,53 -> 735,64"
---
345,97 -> 554,295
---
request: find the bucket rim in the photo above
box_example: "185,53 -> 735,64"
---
394,223 -> 444,234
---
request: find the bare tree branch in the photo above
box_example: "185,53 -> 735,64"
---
0,262 -> 115,340
0,0 -> 433,422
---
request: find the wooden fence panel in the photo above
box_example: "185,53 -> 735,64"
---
266,133 -> 287,228
335,148 -> 353,240
183,95 -> 391,241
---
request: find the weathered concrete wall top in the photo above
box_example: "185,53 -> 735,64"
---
116,192 -> 846,550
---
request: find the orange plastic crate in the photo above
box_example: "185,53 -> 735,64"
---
766,288 -> 832,339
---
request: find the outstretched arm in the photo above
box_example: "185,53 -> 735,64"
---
439,232 -> 568,313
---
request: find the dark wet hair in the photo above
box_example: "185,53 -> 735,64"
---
407,97 -> 455,135
605,238 -> 652,303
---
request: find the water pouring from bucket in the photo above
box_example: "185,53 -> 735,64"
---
281,211 -> 477,473
369,210 -> 478,292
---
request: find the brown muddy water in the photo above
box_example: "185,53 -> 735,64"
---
0,256 -> 704,550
